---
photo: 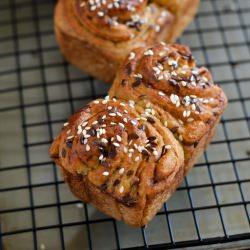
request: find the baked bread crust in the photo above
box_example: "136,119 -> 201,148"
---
109,43 -> 228,174
54,0 -> 199,83
50,43 -> 227,226
50,98 -> 184,226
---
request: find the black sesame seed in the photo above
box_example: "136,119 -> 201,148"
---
147,117 -> 155,124
129,133 -> 139,140
170,126 -> 179,133
61,148 -> 66,158
122,196 -> 137,207
100,183 -> 107,192
132,78 -> 142,88
126,170 -> 134,177
89,129 -> 95,136
113,178 -> 121,186
141,149 -> 150,157
66,138 -> 73,149
109,144 -> 117,159
148,136 -> 157,141
126,64 -> 132,75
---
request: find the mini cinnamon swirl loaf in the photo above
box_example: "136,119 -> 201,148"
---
110,43 -> 228,174
50,97 -> 184,226
50,43 -> 227,226
54,0 -> 199,83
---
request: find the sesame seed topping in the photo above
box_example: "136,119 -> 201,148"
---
103,171 -> 109,176
144,49 -> 154,56
119,168 -> 125,174
129,52 -> 135,60
93,100 -> 99,104
113,142 -> 120,147
119,186 -> 124,193
135,156 -> 140,162
153,151 -> 158,156
116,135 -> 122,142
165,145 -> 172,150
158,91 -> 165,96
86,144 -> 90,152
64,122 -> 69,127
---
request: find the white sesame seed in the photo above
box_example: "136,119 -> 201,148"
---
103,171 -> 109,176
123,118 -> 128,123
158,91 -> 165,96
129,52 -> 135,60
101,138 -> 108,144
113,142 -> 120,147
187,118 -> 194,122
135,156 -> 140,162
124,147 -> 128,153
119,168 -> 125,174
119,122 -> 125,128
102,100 -> 108,104
98,11 -> 104,17
109,113 -> 116,117
165,145 -> 172,149
120,102 -> 126,107
131,120 -> 137,125
116,135 -> 122,142
153,151 -> 158,156
117,112 -> 122,117
181,81 -> 187,87
108,106 -> 112,110
63,122 -> 69,127
92,120 -> 98,125
144,49 -> 154,56
99,154 -> 104,160
93,100 -> 99,104
86,144 -> 90,151
119,186 -> 124,193
80,2 -> 86,7
66,129 -> 71,135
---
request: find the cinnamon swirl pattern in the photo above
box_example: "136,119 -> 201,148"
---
50,43 -> 226,226
54,0 -> 199,83
110,43 -> 228,172
50,97 -> 183,210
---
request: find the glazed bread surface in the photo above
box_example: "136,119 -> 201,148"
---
54,0 -> 199,83
50,97 -> 184,226
50,43 -> 227,226
110,43 -> 228,173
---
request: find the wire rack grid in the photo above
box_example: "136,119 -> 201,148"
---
0,0 -> 250,249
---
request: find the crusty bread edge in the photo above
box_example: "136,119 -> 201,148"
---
60,113 -> 222,227
54,0 -> 199,83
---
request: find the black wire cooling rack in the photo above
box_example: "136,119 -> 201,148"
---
0,0 -> 250,249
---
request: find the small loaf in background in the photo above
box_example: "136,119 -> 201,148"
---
54,0 -> 200,83
50,43 -> 227,226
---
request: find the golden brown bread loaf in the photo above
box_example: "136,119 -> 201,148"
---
54,0 -> 200,83
50,43 -> 227,226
